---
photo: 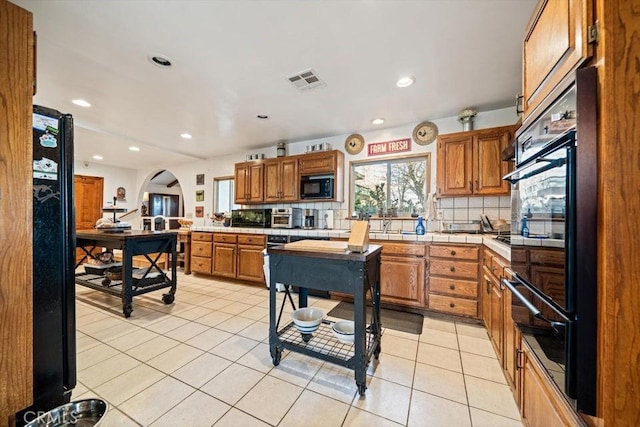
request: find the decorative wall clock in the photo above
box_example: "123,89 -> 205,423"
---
412,121 -> 439,145
345,134 -> 365,155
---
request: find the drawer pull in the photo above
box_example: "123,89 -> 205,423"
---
449,284 -> 455,290
449,303 -> 456,308
450,250 -> 456,256
450,267 -> 456,272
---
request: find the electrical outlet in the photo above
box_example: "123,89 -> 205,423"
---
436,210 -> 443,220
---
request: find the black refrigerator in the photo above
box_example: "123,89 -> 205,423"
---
17,105 -> 77,423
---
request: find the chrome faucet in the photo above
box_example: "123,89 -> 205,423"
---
382,214 -> 392,234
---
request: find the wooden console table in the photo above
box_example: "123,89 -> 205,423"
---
75,230 -> 177,317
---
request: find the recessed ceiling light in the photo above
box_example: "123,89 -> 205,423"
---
129,146 -> 140,152
180,133 -> 192,139
257,115 -> 269,119
72,99 -> 91,107
92,155 -> 103,160
148,53 -> 172,68
396,76 -> 415,88
372,118 -> 385,125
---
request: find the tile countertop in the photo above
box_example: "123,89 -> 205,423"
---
190,226 -> 512,261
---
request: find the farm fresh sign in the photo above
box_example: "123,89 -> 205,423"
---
367,138 -> 411,156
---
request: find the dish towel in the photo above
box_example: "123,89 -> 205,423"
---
425,192 -> 437,221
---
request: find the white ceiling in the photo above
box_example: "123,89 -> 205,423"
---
16,0 -> 536,170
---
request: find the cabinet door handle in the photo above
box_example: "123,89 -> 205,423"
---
449,284 -> 455,290
449,303 -> 456,308
515,94 -> 524,115
469,180 -> 472,191
515,349 -> 524,370
486,279 -> 491,294
450,250 -> 456,256
475,179 -> 479,189
450,266 -> 456,272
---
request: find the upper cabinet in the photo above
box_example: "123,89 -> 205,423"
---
522,0 -> 593,120
234,161 -> 264,204
437,125 -> 514,197
264,157 -> 299,203
298,150 -> 342,175
234,150 -> 343,204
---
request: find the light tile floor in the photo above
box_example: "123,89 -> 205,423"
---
73,272 -> 523,427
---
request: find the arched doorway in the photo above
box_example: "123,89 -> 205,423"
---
139,170 -> 184,230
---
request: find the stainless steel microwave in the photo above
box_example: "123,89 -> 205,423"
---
300,177 -> 333,199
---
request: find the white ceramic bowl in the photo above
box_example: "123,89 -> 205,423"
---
332,320 -> 355,344
291,307 -> 325,332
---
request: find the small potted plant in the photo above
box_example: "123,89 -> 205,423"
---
458,108 -> 477,131
387,198 -> 399,217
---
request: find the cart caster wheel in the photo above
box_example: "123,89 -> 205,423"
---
271,348 -> 282,366
102,278 -> 111,286
357,383 -> 367,396
301,333 -> 312,343
123,305 -> 132,318
162,294 -> 175,304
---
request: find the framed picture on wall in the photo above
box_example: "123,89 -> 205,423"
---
195,206 -> 204,217
195,190 -> 204,202
196,174 -> 205,185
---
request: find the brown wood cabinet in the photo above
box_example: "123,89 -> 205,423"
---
1,1 -> 34,421
330,240 -> 426,308
522,0 -> 593,119
437,126 -> 513,197
298,150 -> 342,175
191,232 -> 213,274
212,233 -> 266,284
264,157 -> 299,202
234,161 -> 264,204
504,284 -> 522,405
428,244 -> 480,317
236,235 -> 267,282
378,242 -> 426,308
520,339 -> 585,427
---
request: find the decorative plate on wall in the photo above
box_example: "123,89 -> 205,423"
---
345,134 -> 365,155
412,121 -> 439,146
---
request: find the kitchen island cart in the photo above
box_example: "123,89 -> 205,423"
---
267,242 -> 382,395
75,230 -> 178,317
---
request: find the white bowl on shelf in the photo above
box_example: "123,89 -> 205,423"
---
291,307 -> 325,333
332,320 -> 355,344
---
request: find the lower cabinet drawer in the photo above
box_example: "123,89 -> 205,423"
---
191,241 -> 212,257
429,260 -> 479,280
191,256 -> 212,274
429,277 -> 478,298
428,293 -> 477,317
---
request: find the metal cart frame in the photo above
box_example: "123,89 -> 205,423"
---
75,230 -> 178,317
267,244 -> 382,395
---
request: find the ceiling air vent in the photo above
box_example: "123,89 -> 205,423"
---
287,69 -> 326,92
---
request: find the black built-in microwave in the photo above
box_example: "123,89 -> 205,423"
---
300,177 -> 333,199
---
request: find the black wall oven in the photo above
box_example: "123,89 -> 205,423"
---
503,67 -> 598,415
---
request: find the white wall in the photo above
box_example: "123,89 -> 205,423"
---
74,160 -> 138,216
125,107 -> 519,228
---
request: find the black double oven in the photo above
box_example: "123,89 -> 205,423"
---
503,67 -> 597,415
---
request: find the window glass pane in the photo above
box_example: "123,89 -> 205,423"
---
353,162 -> 387,216
214,178 -> 238,213
390,159 -> 426,216
351,156 -> 429,217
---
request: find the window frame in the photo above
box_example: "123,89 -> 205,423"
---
349,153 -> 431,218
213,175 -> 237,213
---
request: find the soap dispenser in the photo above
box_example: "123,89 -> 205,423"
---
416,216 -> 426,235
521,216 -> 530,237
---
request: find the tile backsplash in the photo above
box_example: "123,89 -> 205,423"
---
217,195 -> 511,232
